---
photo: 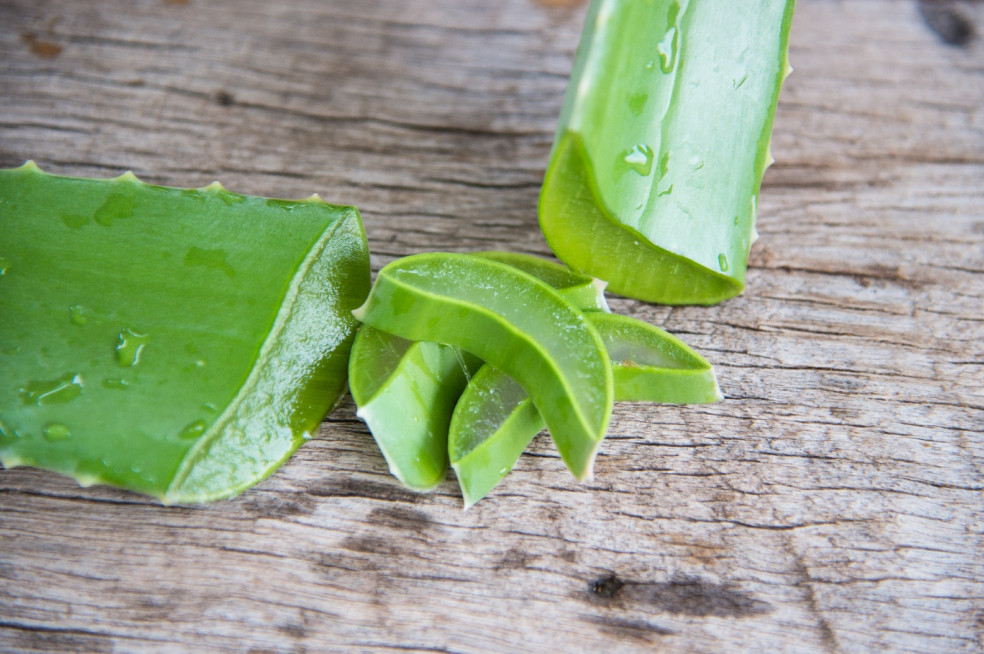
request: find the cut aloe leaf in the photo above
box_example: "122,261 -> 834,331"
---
472,251 -> 610,313
348,327 -> 480,491
352,252 -> 613,481
540,0 -> 795,305
349,250 -> 601,491
0,162 -> 370,502
450,312 -> 720,507
591,312 -> 722,404
449,366 -> 539,508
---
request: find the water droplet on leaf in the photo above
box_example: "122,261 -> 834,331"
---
94,193 -> 138,226
61,213 -> 89,229
179,419 -> 207,440
116,328 -> 148,367
184,246 -> 235,278
69,305 -> 88,326
19,373 -> 84,406
657,27 -> 678,73
621,144 -> 654,175
43,423 -> 71,441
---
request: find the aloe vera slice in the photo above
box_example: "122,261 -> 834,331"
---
352,252 -> 613,481
593,312 -> 722,404
539,0 -> 795,305
450,312 -> 720,507
349,251 -> 599,491
348,327 -> 480,491
472,251 -> 610,313
0,162 -> 370,502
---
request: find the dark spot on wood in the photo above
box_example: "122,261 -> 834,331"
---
311,550 -> 378,576
919,0 -> 975,45
854,263 -> 923,290
368,505 -> 430,530
497,548 -> 530,570
341,535 -> 402,556
240,492 -> 316,518
2,624 -> 113,653
216,90 -> 234,106
278,621 -> 308,640
790,553 -> 840,651
557,549 -> 578,563
589,573 -> 625,599
309,477 -> 421,503
583,615 -> 674,642
820,374 -> 868,392
21,33 -> 63,59
630,577 -> 773,617
164,0 -> 191,5
0,561 -> 16,580
130,594 -> 190,622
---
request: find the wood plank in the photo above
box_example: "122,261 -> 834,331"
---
1,0 -> 982,652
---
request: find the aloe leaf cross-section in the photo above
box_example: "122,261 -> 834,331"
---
348,327 -> 480,492
352,252 -> 613,481
347,251 -> 599,492
0,163 -> 370,502
449,312 -> 721,507
539,0 -> 795,305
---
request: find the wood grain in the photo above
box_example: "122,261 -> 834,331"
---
1,0 -> 982,652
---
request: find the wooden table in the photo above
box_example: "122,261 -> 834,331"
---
2,1 -> 982,651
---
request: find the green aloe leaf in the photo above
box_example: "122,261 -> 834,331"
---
348,251 -> 602,491
352,252 -> 613,481
0,162 -> 370,502
539,0 -> 795,305
348,327 -> 480,491
450,312 -> 720,507
472,251 -> 610,313
592,312 -> 721,404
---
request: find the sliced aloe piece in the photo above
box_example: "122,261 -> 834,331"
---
472,251 -> 610,313
0,162 -> 370,502
450,312 -> 719,507
592,312 -> 722,404
353,252 -> 613,481
348,327 -> 480,491
540,0 -> 795,304
349,250 -> 601,491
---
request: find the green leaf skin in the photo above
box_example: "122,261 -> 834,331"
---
450,312 -> 720,507
540,0 -> 795,305
348,327 -> 480,491
352,252 -> 613,481
0,162 -> 370,503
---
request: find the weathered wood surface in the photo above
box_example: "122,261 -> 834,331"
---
1,0 -> 982,651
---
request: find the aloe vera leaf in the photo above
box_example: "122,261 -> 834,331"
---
472,250 -> 610,313
539,0 -> 795,305
348,250 -> 599,491
352,252 -> 613,481
450,312 -> 719,507
0,162 -> 370,502
592,312 -> 722,404
348,327 -> 480,491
